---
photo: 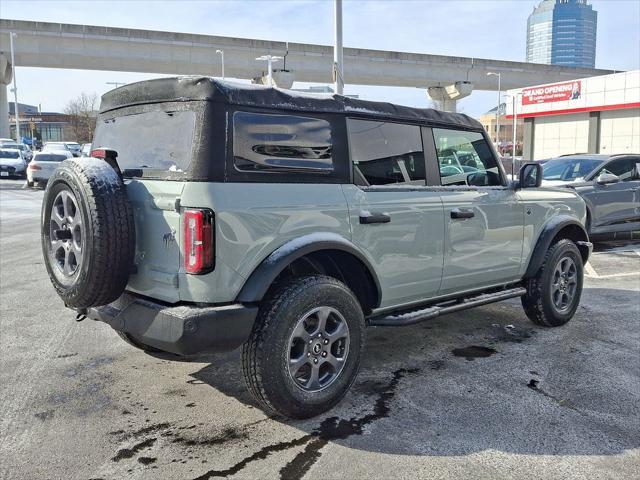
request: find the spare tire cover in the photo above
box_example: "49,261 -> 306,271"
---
41,158 -> 135,309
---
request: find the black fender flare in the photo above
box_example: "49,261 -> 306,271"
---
524,215 -> 591,278
235,233 -> 382,306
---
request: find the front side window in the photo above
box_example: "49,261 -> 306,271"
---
432,128 -> 502,186
233,111 -> 333,173
596,158 -> 639,182
347,119 -> 425,186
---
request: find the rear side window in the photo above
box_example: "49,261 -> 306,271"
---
0,150 -> 20,159
347,119 -> 425,186
233,111 -> 333,173
93,109 -> 196,175
432,128 -> 501,186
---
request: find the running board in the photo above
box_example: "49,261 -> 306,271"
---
368,287 -> 527,327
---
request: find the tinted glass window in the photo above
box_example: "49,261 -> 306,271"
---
233,111 -> 333,173
0,150 -> 20,159
599,158 -> 639,182
348,119 -> 425,186
543,158 -> 602,181
93,109 -> 196,174
432,128 -> 501,186
35,154 -> 67,162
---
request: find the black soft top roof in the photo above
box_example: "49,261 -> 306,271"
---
100,76 -> 483,130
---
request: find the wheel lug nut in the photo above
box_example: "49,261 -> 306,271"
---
307,352 -> 310,357
322,352 -> 327,357
313,358 -> 318,364
317,334 -> 322,338
309,340 -> 313,344
324,339 -> 329,344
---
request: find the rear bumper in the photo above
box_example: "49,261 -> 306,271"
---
87,293 -> 258,355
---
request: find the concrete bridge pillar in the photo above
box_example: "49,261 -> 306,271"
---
0,53 -> 12,138
427,81 -> 474,112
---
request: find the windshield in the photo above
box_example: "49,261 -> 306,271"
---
542,158 -> 603,181
66,144 -> 81,151
93,109 -> 196,175
0,150 -> 20,159
34,154 -> 67,162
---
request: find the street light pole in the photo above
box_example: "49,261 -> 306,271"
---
216,50 -> 224,79
9,32 -> 20,142
333,0 -> 344,95
487,72 -> 501,148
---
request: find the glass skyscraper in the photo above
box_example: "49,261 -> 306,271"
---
526,0 -> 597,68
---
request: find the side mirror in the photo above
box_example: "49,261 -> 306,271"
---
518,162 -> 542,189
596,172 -> 620,185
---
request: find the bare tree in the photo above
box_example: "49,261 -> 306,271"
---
64,92 -> 98,143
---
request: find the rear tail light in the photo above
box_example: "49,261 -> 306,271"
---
183,209 -> 214,274
29,164 -> 41,170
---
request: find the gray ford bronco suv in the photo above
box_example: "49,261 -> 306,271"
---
41,77 -> 593,419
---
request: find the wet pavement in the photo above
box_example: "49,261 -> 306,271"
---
1,179 -> 639,479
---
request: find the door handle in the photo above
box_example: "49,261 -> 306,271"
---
450,208 -> 474,219
359,211 -> 391,224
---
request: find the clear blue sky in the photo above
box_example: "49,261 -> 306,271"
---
3,0 -> 639,117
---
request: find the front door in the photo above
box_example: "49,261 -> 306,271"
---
343,119 -> 445,309
583,156 -> 640,233
429,127 -> 524,294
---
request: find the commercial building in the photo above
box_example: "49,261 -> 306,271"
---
506,70 -> 640,160
526,0 -> 597,68
8,102 -> 70,143
478,103 -> 524,155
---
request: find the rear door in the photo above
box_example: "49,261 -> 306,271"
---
342,119 -> 444,309
583,156 -> 640,232
429,127 -> 523,294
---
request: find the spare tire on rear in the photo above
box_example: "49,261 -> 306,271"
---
41,158 -> 135,309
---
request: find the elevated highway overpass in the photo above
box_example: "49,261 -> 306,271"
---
0,19 -> 614,136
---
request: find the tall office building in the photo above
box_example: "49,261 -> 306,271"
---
526,0 -> 597,68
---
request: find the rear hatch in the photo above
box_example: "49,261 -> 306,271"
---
92,102 -> 201,303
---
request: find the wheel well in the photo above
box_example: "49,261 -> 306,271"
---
271,250 -> 379,315
551,224 -> 590,263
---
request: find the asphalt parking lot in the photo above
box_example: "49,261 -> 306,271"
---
1,178 -> 639,480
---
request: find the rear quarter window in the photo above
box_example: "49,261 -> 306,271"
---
233,111 -> 334,173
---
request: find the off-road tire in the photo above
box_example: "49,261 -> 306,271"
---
117,332 -> 164,353
41,158 -> 135,309
522,239 -> 583,327
241,275 -> 365,419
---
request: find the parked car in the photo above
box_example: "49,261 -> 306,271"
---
0,148 -> 28,178
26,151 -> 74,187
42,142 -> 72,154
541,154 -> 640,238
14,143 -> 33,162
80,143 -> 92,157
40,77 -> 593,419
64,142 -> 82,157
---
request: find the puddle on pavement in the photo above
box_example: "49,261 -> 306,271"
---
452,346 -> 497,361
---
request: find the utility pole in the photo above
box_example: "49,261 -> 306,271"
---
216,50 -> 225,79
487,72 -> 501,148
512,93 -> 522,177
10,32 -> 19,142
333,0 -> 344,95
